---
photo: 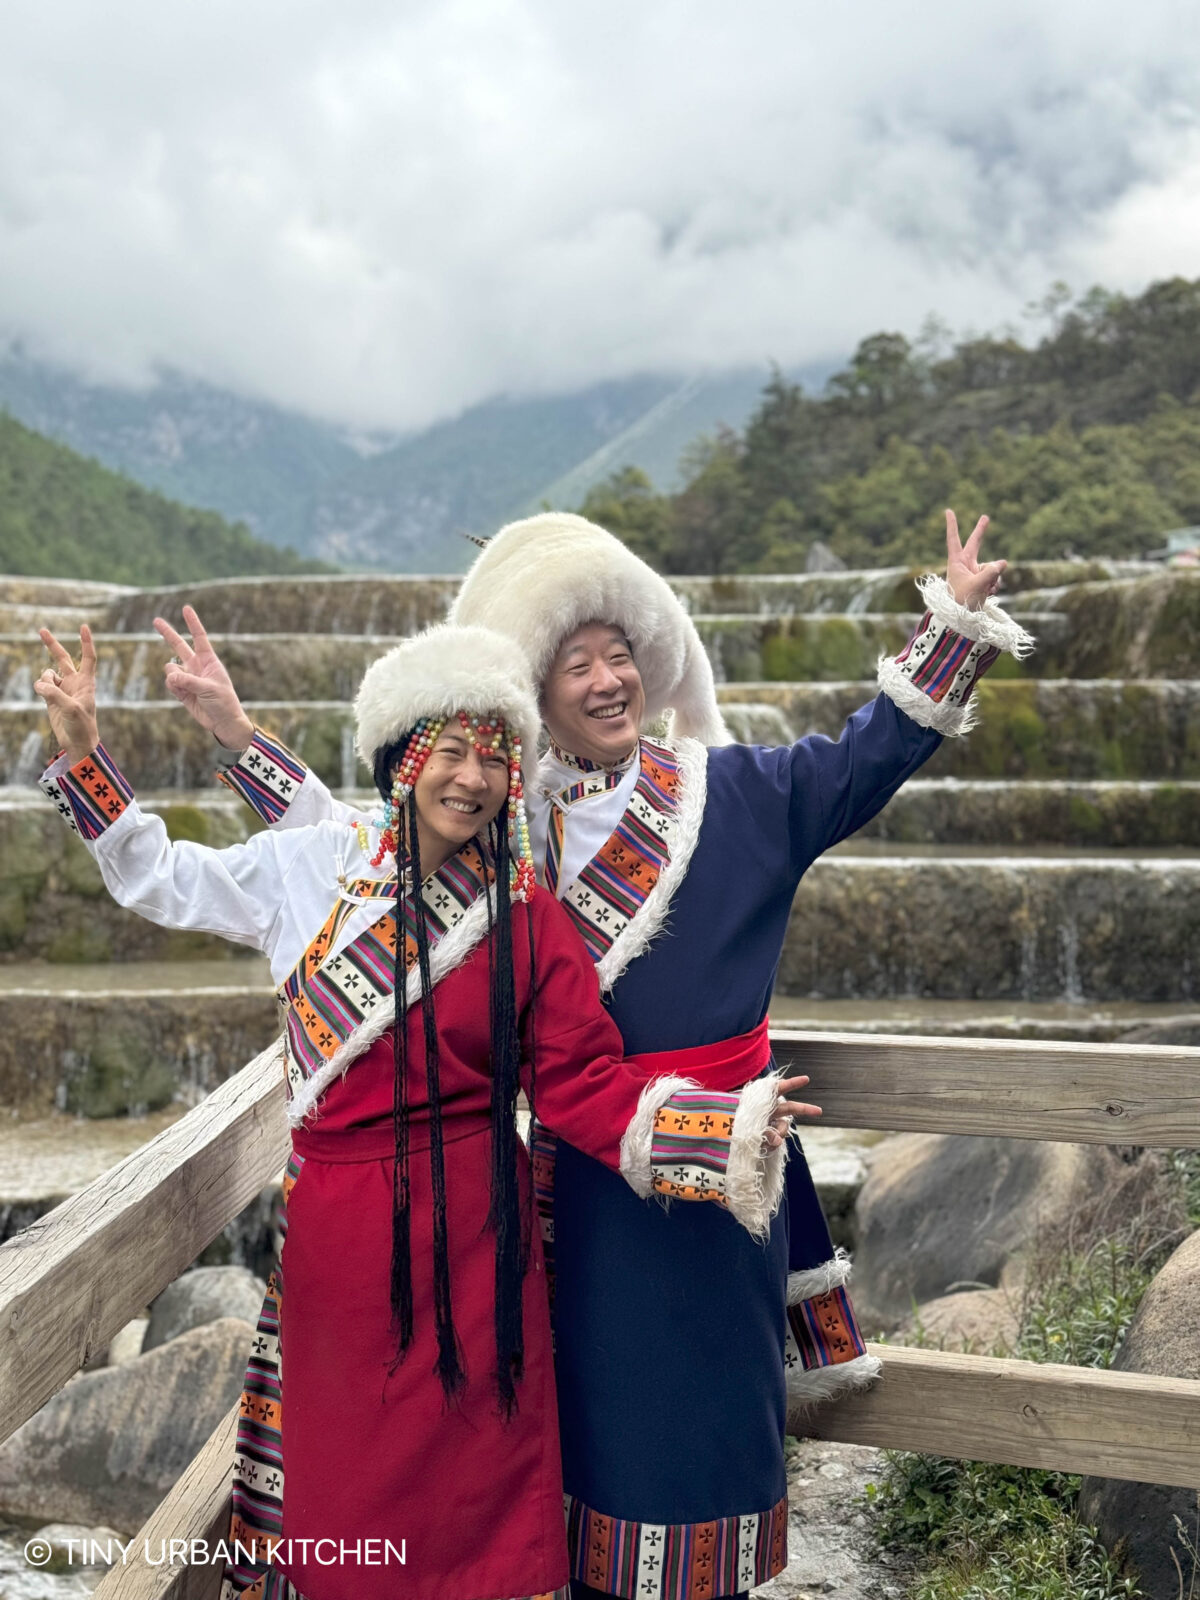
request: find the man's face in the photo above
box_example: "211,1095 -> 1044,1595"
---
541,622 -> 646,766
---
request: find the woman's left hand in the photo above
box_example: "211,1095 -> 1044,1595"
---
35,626 -> 100,763
765,1073 -> 821,1150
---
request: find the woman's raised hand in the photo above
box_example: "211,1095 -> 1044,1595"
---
35,626 -> 100,763
765,1073 -> 821,1150
945,509 -> 1007,611
153,605 -> 254,751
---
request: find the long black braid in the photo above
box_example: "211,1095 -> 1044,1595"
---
374,733 -> 532,1412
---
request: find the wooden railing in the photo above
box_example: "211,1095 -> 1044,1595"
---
2,1029 -> 1199,1598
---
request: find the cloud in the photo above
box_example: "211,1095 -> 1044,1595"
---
1,0 -> 1198,429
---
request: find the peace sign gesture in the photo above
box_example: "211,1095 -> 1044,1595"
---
35,625 -> 100,763
153,605 -> 254,751
945,510 -> 1007,610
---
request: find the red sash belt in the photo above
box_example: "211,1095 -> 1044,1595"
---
625,1015 -> 772,1093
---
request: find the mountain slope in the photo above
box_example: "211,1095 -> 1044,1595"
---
0,411 -> 328,584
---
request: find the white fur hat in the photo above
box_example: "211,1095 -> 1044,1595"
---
447,512 -> 730,745
354,623 -> 541,772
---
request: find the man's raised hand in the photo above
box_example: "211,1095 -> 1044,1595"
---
945,510 -> 1007,611
153,605 -> 254,751
35,625 -> 100,763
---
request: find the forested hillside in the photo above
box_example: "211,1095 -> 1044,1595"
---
580,277 -> 1200,571
0,412 -> 328,583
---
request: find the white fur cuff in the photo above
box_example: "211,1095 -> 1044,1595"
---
787,1250 -> 853,1304
726,1073 -> 789,1240
915,573 -> 1036,659
619,1074 -> 698,1198
876,655 -> 982,736
787,1351 -> 882,1410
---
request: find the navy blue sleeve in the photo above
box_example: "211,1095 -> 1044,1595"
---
784,693 -> 942,872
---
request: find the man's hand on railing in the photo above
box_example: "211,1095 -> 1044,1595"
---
766,1073 -> 821,1149
35,625 -> 100,763
153,605 -> 255,753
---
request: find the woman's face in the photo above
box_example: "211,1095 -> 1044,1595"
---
410,717 -> 509,854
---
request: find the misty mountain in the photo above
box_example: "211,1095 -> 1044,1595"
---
0,351 -> 823,572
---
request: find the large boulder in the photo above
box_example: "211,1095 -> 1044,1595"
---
144,1266 -> 267,1352
852,1134 -> 1157,1331
902,1287 -> 1021,1355
0,1317 -> 252,1532
1079,1228 -> 1200,1598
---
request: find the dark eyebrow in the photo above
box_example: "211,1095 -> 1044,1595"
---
436,731 -> 470,750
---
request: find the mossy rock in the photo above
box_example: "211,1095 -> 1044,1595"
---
64,1027 -> 178,1117
43,923 -> 114,964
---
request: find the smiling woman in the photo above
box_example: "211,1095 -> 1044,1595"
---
31,617 -> 805,1600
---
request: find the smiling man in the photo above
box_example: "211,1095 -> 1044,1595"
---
160,509 -> 1032,1600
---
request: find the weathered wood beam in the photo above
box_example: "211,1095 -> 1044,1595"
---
772,1029 -> 1200,1145
91,1406 -> 236,1600
0,1046 -> 287,1446
804,1343 -> 1200,1488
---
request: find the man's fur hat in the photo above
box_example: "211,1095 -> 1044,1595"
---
354,622 -> 541,770
447,512 -> 730,745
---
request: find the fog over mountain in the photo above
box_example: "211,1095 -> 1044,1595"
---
2,0 -> 1199,437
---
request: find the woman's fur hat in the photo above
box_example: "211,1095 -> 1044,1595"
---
447,512 -> 731,745
354,622 -> 541,769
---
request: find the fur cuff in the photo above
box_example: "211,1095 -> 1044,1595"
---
726,1074 -> 789,1239
787,1351 -> 882,1409
877,654 -> 981,735
619,1075 -> 698,1198
787,1250 -> 853,1303
915,573 -> 1036,659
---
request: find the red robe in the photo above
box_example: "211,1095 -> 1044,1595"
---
274,888 -> 647,1600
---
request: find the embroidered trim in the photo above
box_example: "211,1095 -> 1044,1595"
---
650,1087 -> 737,1204
595,736 -> 708,994
619,1075 -> 698,1198
284,894 -> 493,1127
218,729 -> 308,824
40,745 -> 134,839
565,1492 -> 788,1600
783,1255 -> 881,1410
877,654 -> 983,735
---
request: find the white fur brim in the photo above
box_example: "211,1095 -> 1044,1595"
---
354,622 -> 542,770
726,1073 -> 789,1240
915,573 -> 1036,659
619,1074 -> 699,1197
788,1352 -> 882,1409
877,655 -> 981,735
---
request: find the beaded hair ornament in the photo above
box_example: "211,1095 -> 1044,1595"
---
357,710 -> 537,900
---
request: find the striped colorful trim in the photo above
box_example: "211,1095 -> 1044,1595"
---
559,740 -> 682,963
218,729 -> 308,824
221,1151 -> 304,1600
566,1493 -> 788,1599
785,1283 -> 868,1375
39,744 -> 135,839
530,1119 -> 559,1336
894,612 -> 1001,710
649,1089 -> 738,1206
278,842 -> 493,1100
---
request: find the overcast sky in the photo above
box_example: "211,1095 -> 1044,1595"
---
1,0 -> 1198,431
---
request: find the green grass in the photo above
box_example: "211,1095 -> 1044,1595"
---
867,1153 -> 1200,1598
